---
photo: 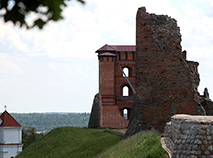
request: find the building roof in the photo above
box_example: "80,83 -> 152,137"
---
98,52 -> 117,57
96,44 -> 136,52
0,110 -> 21,127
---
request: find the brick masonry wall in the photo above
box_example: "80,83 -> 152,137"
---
96,53 -> 135,128
101,106 -> 129,128
124,7 -> 203,138
162,114 -> 213,158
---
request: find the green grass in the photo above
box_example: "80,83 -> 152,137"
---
17,127 -> 166,158
98,130 -> 167,158
16,127 -> 123,158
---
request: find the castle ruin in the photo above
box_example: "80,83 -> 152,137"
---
89,7 -> 213,138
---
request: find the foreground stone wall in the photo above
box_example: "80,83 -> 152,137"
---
162,114 -> 213,158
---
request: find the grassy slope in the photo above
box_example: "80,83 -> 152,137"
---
98,131 -> 167,158
16,127 -> 123,158
17,127 -> 166,158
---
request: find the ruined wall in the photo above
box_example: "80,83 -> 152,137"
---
88,93 -> 100,128
124,7 -> 203,138
162,114 -> 213,157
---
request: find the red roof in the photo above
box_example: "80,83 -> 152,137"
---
0,111 -> 21,127
98,52 -> 117,56
97,44 -> 116,52
96,44 -> 136,52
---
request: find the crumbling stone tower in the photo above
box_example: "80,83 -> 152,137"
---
89,44 -> 136,128
124,7 -> 205,138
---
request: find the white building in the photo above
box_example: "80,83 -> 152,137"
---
0,110 -> 22,158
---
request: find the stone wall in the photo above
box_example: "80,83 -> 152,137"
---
124,7 -> 207,139
88,93 -> 100,128
162,114 -> 213,158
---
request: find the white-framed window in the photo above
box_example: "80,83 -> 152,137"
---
123,67 -> 129,77
123,86 -> 129,96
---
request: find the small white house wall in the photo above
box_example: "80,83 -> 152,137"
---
0,127 -> 22,144
0,128 -> 4,144
0,144 -> 23,158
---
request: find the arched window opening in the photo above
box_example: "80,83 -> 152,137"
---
120,108 -> 131,120
123,86 -> 129,96
123,109 -> 128,119
123,67 -> 129,77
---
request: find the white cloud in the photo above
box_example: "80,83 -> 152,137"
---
48,62 -> 57,71
0,22 -> 30,53
175,2 -> 213,62
16,57 -> 30,62
46,81 -> 63,86
0,53 -> 24,74
0,0 -> 178,59
0,0 -> 213,112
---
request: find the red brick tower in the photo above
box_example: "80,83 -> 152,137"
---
96,44 -> 136,128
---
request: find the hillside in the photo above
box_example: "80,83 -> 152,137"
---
98,131 -> 167,158
16,127 -> 166,158
11,113 -> 90,131
16,127 -> 123,158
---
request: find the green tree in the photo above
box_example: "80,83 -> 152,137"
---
22,126 -> 42,149
0,0 -> 85,29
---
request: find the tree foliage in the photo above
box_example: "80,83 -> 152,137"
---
0,0 -> 85,29
12,113 -> 90,131
22,126 -> 41,149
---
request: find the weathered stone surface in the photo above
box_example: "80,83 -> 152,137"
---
200,89 -> 213,115
163,114 -> 213,157
88,93 -> 100,128
124,7 -> 204,138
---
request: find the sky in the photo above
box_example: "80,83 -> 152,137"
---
0,0 -> 213,113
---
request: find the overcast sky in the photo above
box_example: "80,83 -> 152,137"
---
0,0 -> 213,113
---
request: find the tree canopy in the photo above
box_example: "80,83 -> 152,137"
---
12,113 -> 90,131
0,0 -> 85,29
